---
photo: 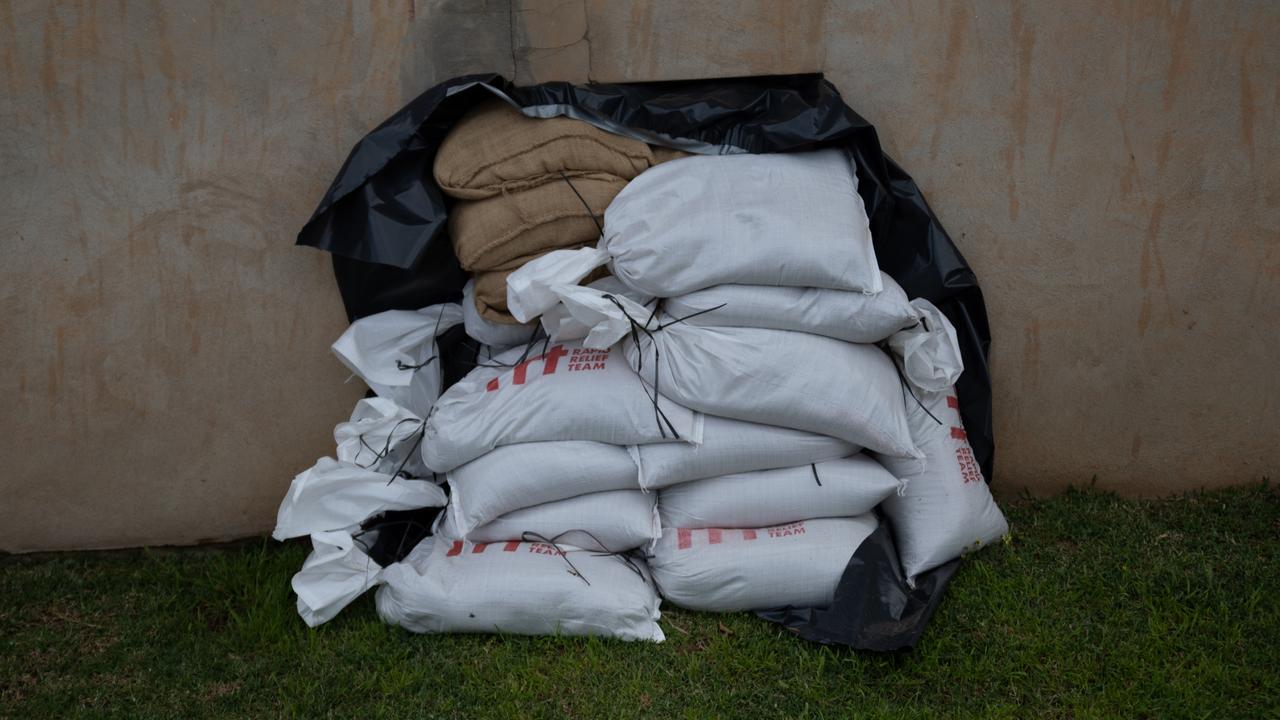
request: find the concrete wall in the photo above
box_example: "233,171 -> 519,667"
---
2,0 -> 1276,551
0,0 -> 512,552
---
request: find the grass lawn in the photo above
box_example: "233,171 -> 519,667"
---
2,484 -> 1277,719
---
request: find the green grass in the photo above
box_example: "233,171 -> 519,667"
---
2,484 -> 1277,719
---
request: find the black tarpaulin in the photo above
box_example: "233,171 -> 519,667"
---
296,73 -> 993,650
756,517 -> 960,651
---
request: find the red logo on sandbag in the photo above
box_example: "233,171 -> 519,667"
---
444,540 -> 564,556
946,395 -> 982,484
485,345 -> 610,391
676,522 -> 806,550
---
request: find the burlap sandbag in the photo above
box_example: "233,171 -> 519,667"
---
472,268 -> 520,324
449,175 -> 624,272
473,252 -> 610,324
434,98 -> 659,200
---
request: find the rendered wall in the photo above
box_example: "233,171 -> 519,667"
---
2,0 -> 1275,551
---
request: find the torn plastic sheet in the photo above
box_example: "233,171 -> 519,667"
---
296,73 -> 993,649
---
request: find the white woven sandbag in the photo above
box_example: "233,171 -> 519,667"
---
541,276 -> 654,343
505,150 -> 880,321
885,298 -> 965,392
333,398 -> 428,477
331,303 -> 463,417
658,455 -> 903,529
422,340 -> 701,472
630,325 -> 915,458
291,529 -> 382,627
447,441 -> 640,534
439,489 -> 658,552
542,286 -> 920,458
650,516 -> 878,612
631,415 -> 856,490
273,458 -> 446,541
606,149 -> 881,295
662,274 -> 918,344
376,537 -> 665,641
462,279 -> 539,351
878,386 -> 1008,579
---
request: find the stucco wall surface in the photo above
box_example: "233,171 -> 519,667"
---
0,0 -> 515,552
1,0 -> 1276,551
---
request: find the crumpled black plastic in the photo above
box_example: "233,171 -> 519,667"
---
296,73 -> 993,650
355,506 -> 442,568
756,517 -> 960,651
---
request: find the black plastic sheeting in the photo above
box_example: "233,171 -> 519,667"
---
757,517 -> 960,651
296,73 -> 992,650
356,507 -> 442,568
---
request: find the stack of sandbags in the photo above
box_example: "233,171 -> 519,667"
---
276,138 -> 1009,640
514,148 -> 1008,611
276,303 -> 677,640
433,98 -> 684,327
650,458 -> 902,611
381,338 -> 691,640
380,325 -> 877,639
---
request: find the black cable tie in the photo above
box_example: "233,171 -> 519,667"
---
655,302 -> 728,330
883,344 -> 942,426
601,294 -> 682,440
385,425 -> 427,485
559,171 -> 604,236
355,417 -> 423,469
395,356 -> 437,372
521,531 -> 591,586
396,303 -> 455,372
